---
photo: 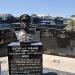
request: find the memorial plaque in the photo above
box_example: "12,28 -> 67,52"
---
8,42 -> 42,75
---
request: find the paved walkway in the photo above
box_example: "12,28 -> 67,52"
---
43,54 -> 75,75
1,54 -> 75,75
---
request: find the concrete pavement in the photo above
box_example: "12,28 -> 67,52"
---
1,54 -> 75,75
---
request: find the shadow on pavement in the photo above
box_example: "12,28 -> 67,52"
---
43,72 -> 57,75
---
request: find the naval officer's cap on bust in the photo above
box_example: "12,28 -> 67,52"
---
20,14 -> 31,29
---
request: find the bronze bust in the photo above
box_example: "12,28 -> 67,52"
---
15,14 -> 40,42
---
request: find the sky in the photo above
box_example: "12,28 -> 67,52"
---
0,0 -> 75,17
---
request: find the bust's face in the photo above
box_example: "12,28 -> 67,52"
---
20,19 -> 29,28
21,22 -> 26,28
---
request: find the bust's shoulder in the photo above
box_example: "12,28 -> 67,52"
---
28,30 -> 35,34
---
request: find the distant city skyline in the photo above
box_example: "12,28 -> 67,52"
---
0,0 -> 75,17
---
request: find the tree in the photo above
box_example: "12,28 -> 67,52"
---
69,19 -> 75,31
69,19 -> 75,26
